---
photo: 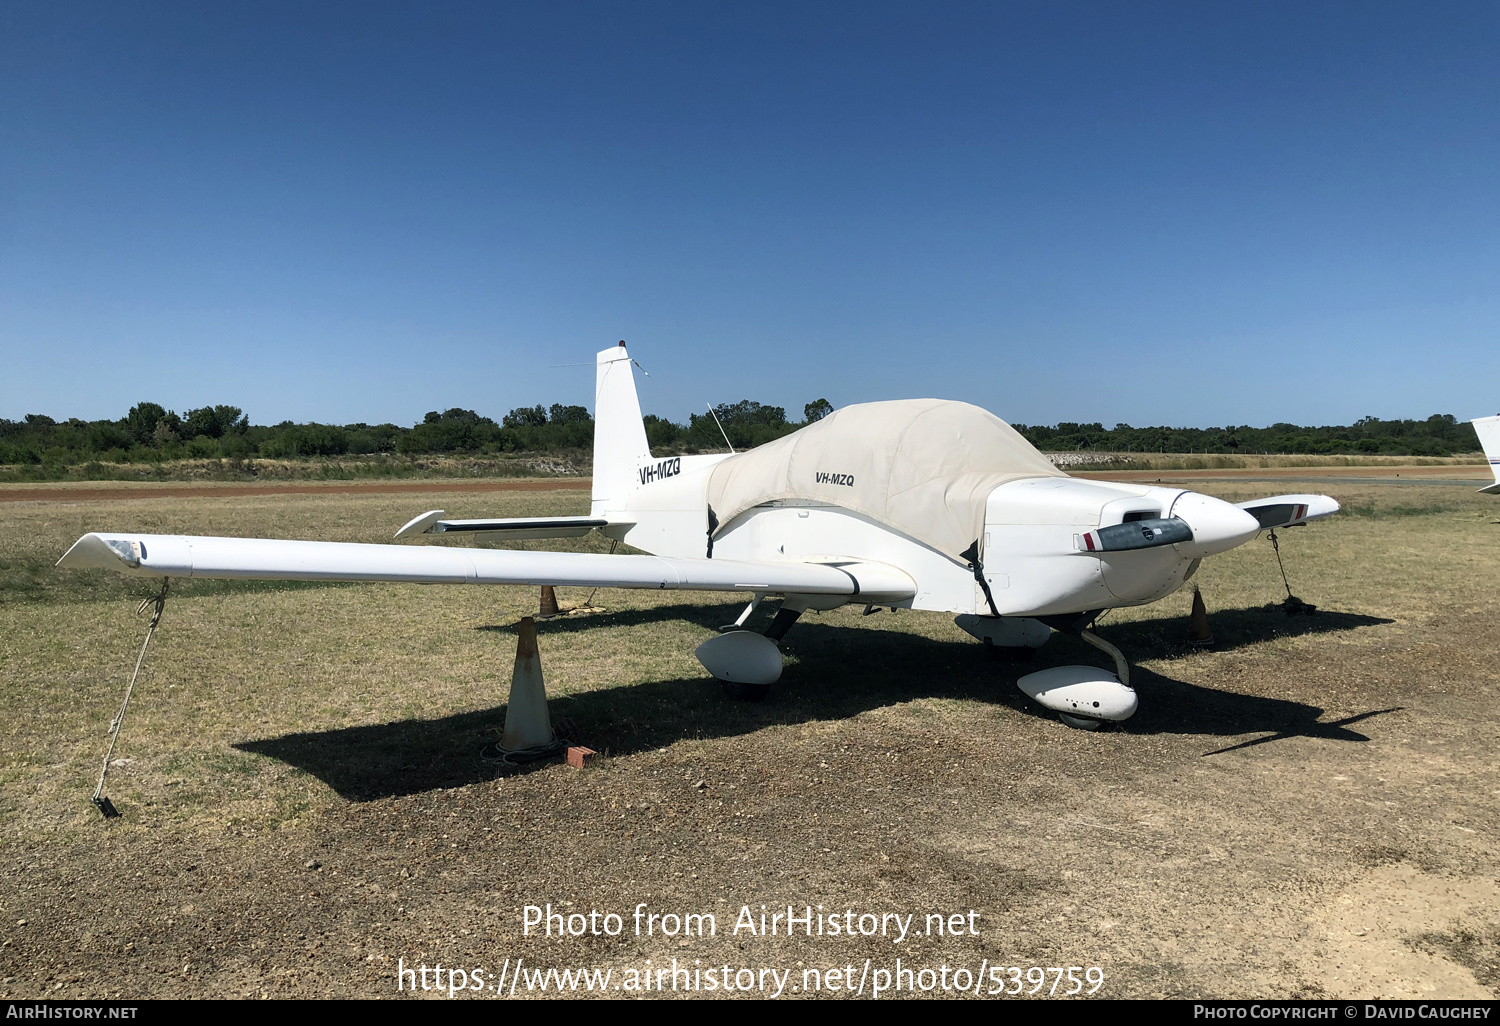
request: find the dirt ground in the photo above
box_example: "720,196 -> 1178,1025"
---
0,478 -> 591,504
1,476 -> 1497,1000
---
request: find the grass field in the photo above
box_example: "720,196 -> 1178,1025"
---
0,452 -> 590,484
2,478 -> 1497,999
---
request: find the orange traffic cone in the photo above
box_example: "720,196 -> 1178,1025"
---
1188,586 -> 1214,647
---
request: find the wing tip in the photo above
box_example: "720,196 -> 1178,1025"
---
57,533 -> 135,571
1235,493 -> 1340,528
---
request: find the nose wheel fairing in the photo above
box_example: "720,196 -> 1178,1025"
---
1012,626 -> 1139,730
1015,661 -> 1137,728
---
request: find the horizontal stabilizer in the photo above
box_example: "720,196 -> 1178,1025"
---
394,510 -> 626,540
1235,494 -> 1340,530
58,532 -> 915,601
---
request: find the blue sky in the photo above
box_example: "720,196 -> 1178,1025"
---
2,2 -> 1495,429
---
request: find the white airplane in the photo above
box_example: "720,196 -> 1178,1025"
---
1473,415 -> 1500,494
59,343 -> 1339,730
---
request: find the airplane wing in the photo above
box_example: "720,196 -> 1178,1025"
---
56,532 -> 915,601
1235,494 -> 1340,530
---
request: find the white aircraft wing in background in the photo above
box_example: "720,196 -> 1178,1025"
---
1473,415 -> 1500,495
57,532 -> 916,602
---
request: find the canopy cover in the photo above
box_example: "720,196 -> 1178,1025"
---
706,399 -> 1066,564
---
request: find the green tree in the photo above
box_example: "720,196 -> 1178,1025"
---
549,404 -> 590,425
127,402 -> 167,443
503,405 -> 548,428
183,405 -> 247,439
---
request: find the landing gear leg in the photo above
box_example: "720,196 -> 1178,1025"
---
1059,630 -> 1130,729
764,607 -> 802,642
1077,629 -> 1130,688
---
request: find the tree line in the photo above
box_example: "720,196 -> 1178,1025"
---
0,400 -> 1481,467
0,398 -> 834,466
1012,414 -> 1480,457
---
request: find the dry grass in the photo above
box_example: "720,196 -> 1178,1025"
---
1,478 -> 1497,999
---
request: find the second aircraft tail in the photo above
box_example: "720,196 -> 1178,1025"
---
1473,415 -> 1500,495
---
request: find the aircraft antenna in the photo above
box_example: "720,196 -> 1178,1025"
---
706,404 -> 736,454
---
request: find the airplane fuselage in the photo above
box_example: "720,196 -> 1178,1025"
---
608,455 -> 1257,618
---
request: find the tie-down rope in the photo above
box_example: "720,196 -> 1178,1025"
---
92,578 -> 170,818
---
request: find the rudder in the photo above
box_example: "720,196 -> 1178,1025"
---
592,342 -> 652,515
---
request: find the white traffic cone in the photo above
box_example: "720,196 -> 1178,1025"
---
501,616 -> 555,754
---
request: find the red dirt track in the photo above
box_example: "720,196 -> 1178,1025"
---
0,478 -> 591,503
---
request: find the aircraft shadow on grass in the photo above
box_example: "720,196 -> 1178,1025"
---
236,600 -> 1398,800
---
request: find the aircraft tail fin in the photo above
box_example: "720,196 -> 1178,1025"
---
592,342 -> 652,515
1474,415 -> 1500,494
